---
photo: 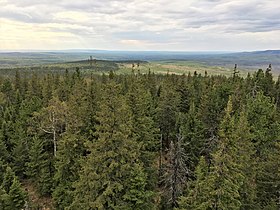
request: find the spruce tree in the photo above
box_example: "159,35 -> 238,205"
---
26,136 -> 53,196
162,134 -> 189,208
70,82 -> 154,210
186,98 -> 244,210
257,139 -> 280,209
1,167 -> 15,193
177,156 -> 213,210
0,136 -> 8,164
246,92 -> 280,208
180,102 -> 205,171
0,185 -> 10,209
126,79 -> 159,188
52,133 -> 85,209
207,98 -> 244,210
11,126 -> 29,178
235,111 -> 256,210
8,177 -> 26,209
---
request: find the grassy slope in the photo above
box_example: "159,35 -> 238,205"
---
0,59 -> 277,78
118,61 -> 250,77
1,50 -> 279,77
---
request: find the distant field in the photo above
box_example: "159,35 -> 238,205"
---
0,60 -> 244,77
0,50 -> 280,78
118,60 -> 249,77
0,59 -> 275,79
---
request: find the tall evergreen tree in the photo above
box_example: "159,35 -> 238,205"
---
126,79 -> 159,188
1,167 -> 15,193
52,133 -> 85,209
235,111 -> 256,210
207,98 -> 244,210
26,136 -> 53,196
7,177 -> 26,209
177,156 -> 213,210
162,134 -> 189,208
71,83 -> 154,209
180,102 -> 205,172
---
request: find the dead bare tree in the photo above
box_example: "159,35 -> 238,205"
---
34,97 -> 67,157
162,133 -> 191,208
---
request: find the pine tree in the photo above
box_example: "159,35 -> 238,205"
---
246,92 -> 277,152
42,74 -> 53,106
178,108 -> 256,210
27,73 -> 42,98
64,78 -> 88,133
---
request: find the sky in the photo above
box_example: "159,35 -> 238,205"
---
0,0 -> 279,51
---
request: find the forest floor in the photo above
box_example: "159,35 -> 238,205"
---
22,180 -> 54,210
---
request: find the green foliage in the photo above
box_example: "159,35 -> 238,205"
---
0,167 -> 26,210
26,136 -> 53,196
205,98 -> 244,210
256,140 -> 280,209
0,186 -> 10,209
0,67 -> 280,209
157,82 -> 180,149
180,98 -> 256,210
8,177 -> 26,209
177,156 -> 212,210
162,134 -> 189,208
1,167 -> 15,193
52,133 -> 85,209
179,103 -> 205,171
235,111 -> 256,210
126,79 -> 159,188
71,82 -> 154,209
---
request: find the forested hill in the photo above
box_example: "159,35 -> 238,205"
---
1,50 -> 280,72
0,68 -> 280,209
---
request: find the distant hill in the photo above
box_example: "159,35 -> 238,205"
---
0,50 -> 279,73
245,50 -> 280,55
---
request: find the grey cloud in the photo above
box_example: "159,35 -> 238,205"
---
2,0 -> 278,33
112,30 -> 177,43
170,0 -> 280,33
1,0 -> 280,50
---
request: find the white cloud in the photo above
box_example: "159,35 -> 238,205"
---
0,0 -> 279,50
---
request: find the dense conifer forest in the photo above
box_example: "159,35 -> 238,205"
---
0,67 -> 280,209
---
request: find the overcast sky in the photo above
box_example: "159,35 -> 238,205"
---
0,0 -> 279,51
